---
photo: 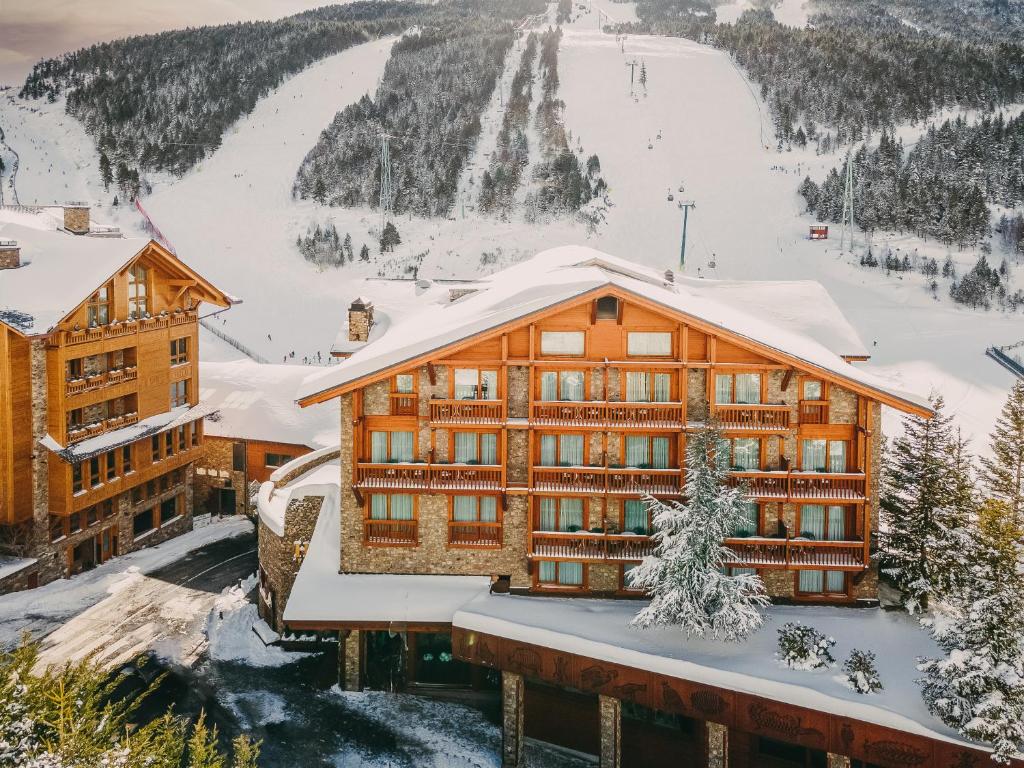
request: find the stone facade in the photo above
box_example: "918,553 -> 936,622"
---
348,301 -> 373,343
258,494 -> 325,631
507,366 -> 529,418
687,368 -> 708,421
501,671 -> 525,768
598,695 -> 622,768
0,244 -> 20,269
62,206 -> 90,234
707,722 -> 728,768
193,436 -> 248,516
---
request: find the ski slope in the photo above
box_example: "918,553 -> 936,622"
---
0,1 -> 1018,448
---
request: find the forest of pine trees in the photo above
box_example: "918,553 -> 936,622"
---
478,33 -> 538,215
524,28 -> 607,219
294,21 -> 514,216
296,223 -> 362,268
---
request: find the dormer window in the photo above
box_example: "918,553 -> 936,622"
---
128,264 -> 149,318
87,284 -> 111,326
596,295 -> 619,320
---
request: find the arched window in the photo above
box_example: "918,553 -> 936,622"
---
596,295 -> 619,320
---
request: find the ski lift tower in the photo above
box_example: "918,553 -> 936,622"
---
677,200 -> 696,270
379,132 -> 395,233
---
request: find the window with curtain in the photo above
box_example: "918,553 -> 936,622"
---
454,432 -> 498,464
627,332 -> 672,356
390,432 -> 414,462
538,561 -> 584,586
801,440 -> 848,472
370,431 -> 414,462
87,284 -> 111,326
625,371 -> 673,402
803,380 -> 823,400
128,264 -> 149,318
729,567 -> 757,577
828,441 -> 847,472
537,498 -> 584,531
370,432 -> 388,462
801,505 -> 846,540
624,436 -> 671,468
454,433 -> 477,463
623,499 -> 649,533
540,331 -> 585,356
394,374 -> 415,393
454,369 -> 498,400
453,496 -> 498,522
734,501 -> 759,535
731,438 -> 760,470
714,373 -> 761,404
541,434 -> 585,466
798,570 -> 845,594
540,370 -> 586,401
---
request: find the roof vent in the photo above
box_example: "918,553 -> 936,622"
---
348,298 -> 374,343
63,203 -> 90,235
0,239 -> 20,270
448,287 -> 478,303
663,269 -> 675,284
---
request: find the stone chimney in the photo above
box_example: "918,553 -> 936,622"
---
348,298 -> 374,343
0,240 -> 20,270
448,287 -> 478,302
63,204 -> 90,235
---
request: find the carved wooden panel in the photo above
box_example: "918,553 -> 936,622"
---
654,675 -> 735,727
933,742 -> 1001,768
574,659 -> 654,708
831,718 -> 933,768
737,695 -> 828,751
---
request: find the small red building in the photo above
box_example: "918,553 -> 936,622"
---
810,224 -> 829,240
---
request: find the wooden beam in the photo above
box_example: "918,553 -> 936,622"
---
781,369 -> 794,392
427,362 -> 437,386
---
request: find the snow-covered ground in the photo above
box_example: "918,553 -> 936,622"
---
0,515 -> 251,650
0,2 -> 1018,448
716,0 -> 812,27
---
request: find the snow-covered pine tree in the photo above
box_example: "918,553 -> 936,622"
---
980,380 -> 1024,524
877,395 -> 973,612
917,499 -> 1024,764
843,649 -> 883,694
629,425 -> 769,641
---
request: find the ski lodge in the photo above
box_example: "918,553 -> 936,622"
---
253,247 -> 1009,767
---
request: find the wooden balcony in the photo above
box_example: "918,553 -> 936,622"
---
65,367 -> 138,398
727,471 -> 867,502
799,400 -> 829,424
713,404 -> 790,431
530,401 -> 684,428
61,310 -> 197,347
66,412 -> 139,445
529,531 -> 656,561
723,536 -> 867,571
531,466 -> 683,496
364,519 -> 418,546
355,462 -> 502,492
390,393 -> 417,416
430,399 -> 504,425
448,521 -> 502,548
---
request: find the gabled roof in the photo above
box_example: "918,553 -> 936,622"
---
0,218 -> 234,336
297,246 -> 930,416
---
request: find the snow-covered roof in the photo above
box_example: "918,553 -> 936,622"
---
283,495 -> 489,625
0,555 -> 37,583
199,360 -> 338,448
0,219 -> 147,335
453,594 -> 975,750
299,246 -> 927,412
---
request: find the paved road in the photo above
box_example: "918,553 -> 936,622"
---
36,528 -> 256,670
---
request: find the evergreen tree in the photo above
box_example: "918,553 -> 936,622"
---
359,243 -> 370,262
342,232 -> 353,262
878,396 -> 973,612
98,152 -> 113,190
380,221 -> 401,253
918,500 -> 1024,764
629,425 -> 769,641
980,381 -> 1024,523
639,59 -> 648,89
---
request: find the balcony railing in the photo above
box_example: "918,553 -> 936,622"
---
448,521 -> 502,548
390,393 -> 418,416
66,412 -> 139,444
364,519 -> 418,546
355,462 -> 502,492
723,536 -> 867,571
531,466 -> 683,495
713,404 -> 791,431
65,366 -> 138,397
430,399 -> 504,425
530,401 -> 684,428
727,471 -> 867,502
799,400 -> 829,424
61,310 -> 197,347
529,530 -> 656,561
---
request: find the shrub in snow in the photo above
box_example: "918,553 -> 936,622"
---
629,425 -> 769,641
777,623 -> 836,670
843,649 -> 883,694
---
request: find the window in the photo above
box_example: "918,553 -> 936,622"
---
537,561 -> 584,587
627,332 -> 672,356
801,439 -> 848,472
453,368 -> 498,400
49,515 -> 65,542
714,372 -> 762,404
369,431 -> 415,462
89,456 -> 101,486
86,507 -> 99,527
170,380 -> 188,408
538,370 -> 586,401
67,409 -> 84,430
177,426 -> 186,452
160,496 -> 179,524
133,508 -> 155,538
127,264 -> 149,318
803,379 -> 824,400
394,373 -> 415,393
68,513 -> 82,534
122,445 -> 133,473
798,505 -> 847,540
537,497 -> 585,531
165,431 -> 174,457
624,435 -> 671,468
170,337 -> 189,365
733,501 -> 759,536
538,434 -> 585,466
66,358 -> 83,381
621,563 -> 643,591
596,295 -> 619,319
623,499 -> 650,534
152,435 -> 162,462
87,284 -> 111,326
265,452 -> 294,468
624,371 -> 672,402
100,498 -> 115,519
230,441 -> 245,472
540,331 -> 585,356
368,494 -> 415,520
192,420 -> 202,447
105,451 -> 117,482
453,432 -> 498,464
798,570 -> 847,595
452,495 -> 498,522
720,438 -> 760,471
72,463 -> 84,493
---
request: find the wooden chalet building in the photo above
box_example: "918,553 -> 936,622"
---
253,248 -> 1003,767
0,205 -> 233,591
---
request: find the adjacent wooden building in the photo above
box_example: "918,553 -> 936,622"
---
0,206 -> 233,590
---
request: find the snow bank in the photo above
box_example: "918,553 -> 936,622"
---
257,451 -> 339,537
